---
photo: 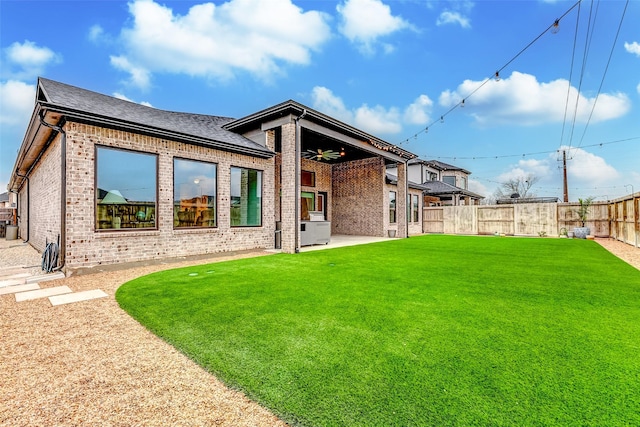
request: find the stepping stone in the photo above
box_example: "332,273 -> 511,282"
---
0,278 -> 26,288
15,286 -> 72,302
49,290 -> 108,306
25,272 -> 66,284
0,283 -> 40,295
0,272 -> 31,282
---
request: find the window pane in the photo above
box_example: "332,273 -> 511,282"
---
96,146 -> 156,230
174,159 -> 217,228
231,167 -> 262,227
443,176 -> 456,186
412,195 -> 419,222
389,191 -> 396,224
301,191 -> 314,220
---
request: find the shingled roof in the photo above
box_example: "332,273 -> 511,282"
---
37,78 -> 274,158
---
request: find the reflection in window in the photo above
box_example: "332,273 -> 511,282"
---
96,146 -> 157,230
231,167 -> 262,227
443,175 -> 456,186
389,191 -> 397,224
174,159 -> 217,228
301,192 -> 315,220
412,194 -> 420,222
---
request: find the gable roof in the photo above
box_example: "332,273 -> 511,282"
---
37,78 -> 274,157
422,159 -> 471,174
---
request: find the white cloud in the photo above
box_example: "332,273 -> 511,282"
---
337,0 -> 411,55
436,11 -> 470,29
113,92 -> 153,108
403,95 -> 433,124
624,41 -> 640,57
310,87 -> 354,124
0,80 -> 35,126
113,0 -> 331,88
3,40 -> 61,80
354,104 -> 401,134
468,178 -> 487,196
312,86 -> 424,135
561,145 -> 620,186
439,71 -> 631,126
497,159 -> 551,184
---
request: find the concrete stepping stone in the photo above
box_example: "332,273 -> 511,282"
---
0,272 -> 31,283
0,283 -> 40,295
49,289 -> 108,306
0,278 -> 26,288
15,286 -> 72,302
25,272 -> 66,284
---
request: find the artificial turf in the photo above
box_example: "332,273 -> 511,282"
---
116,235 -> 640,426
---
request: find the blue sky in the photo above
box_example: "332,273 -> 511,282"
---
1,0 -> 638,201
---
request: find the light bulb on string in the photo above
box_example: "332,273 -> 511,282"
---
494,71 -> 501,82
551,19 -> 560,34
461,99 -> 465,108
440,116 -> 444,123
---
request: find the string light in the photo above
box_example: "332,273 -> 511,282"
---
494,71 -> 501,82
551,19 -> 560,34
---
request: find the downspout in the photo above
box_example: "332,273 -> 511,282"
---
294,109 -> 307,253
405,157 -> 410,239
10,177 -> 28,243
39,112 -> 67,271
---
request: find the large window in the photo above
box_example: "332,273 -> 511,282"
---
174,158 -> 217,228
231,167 -> 262,227
412,194 -> 420,222
301,192 -> 315,220
389,191 -> 397,224
96,146 -> 157,230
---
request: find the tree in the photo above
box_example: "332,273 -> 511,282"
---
493,174 -> 540,200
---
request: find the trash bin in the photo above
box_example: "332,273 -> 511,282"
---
6,225 -> 18,240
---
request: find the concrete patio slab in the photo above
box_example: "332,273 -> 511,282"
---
0,272 -> 31,282
15,286 -> 72,302
49,289 -> 108,306
0,283 -> 40,295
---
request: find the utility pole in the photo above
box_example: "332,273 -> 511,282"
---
562,150 -> 569,202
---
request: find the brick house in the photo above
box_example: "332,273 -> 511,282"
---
7,78 -> 416,274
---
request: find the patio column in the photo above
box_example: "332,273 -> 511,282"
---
280,120 -> 298,253
397,161 -> 408,238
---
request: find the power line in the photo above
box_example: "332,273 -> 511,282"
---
397,0 -> 582,146
416,136 -> 639,162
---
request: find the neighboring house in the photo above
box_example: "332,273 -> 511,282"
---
7,78 -> 416,273
387,159 -> 484,206
0,192 -> 17,238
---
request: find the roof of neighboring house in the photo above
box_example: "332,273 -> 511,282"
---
37,78 -> 274,157
0,192 -> 9,203
385,174 -> 431,191
420,159 -> 471,174
422,180 -> 484,199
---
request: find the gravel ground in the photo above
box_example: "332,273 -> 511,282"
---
1,236 -> 638,426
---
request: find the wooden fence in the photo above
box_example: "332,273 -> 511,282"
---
423,193 -> 639,247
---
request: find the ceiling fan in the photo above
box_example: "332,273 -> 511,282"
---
303,148 -> 342,161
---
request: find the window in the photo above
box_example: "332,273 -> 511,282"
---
460,176 -> 467,189
443,175 -> 456,186
301,192 -> 315,220
301,170 -> 315,187
174,158 -> 217,228
428,172 -> 438,181
389,191 -> 397,224
230,167 -> 262,227
96,146 -> 157,230
412,194 -> 420,222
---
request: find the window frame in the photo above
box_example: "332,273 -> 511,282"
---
389,191 -> 397,224
173,157 -> 218,229
412,194 -> 420,222
230,166 -> 263,228
95,145 -> 158,232
301,170 -> 316,187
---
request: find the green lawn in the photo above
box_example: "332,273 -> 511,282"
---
116,235 -> 640,426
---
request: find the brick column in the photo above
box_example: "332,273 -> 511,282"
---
280,121 -> 297,253
397,161 -> 408,238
